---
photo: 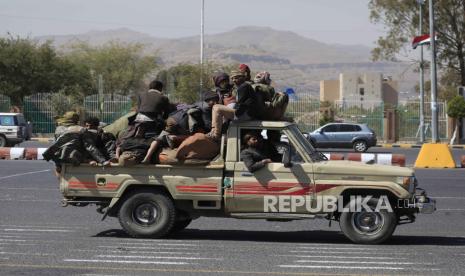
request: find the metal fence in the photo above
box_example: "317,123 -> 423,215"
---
23,93 -> 72,133
0,94 -> 11,112
334,100 -> 385,137
285,96 -> 320,132
397,101 -> 448,141
83,94 -> 132,125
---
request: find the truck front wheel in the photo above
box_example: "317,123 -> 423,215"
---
118,192 -> 176,238
339,197 -> 397,244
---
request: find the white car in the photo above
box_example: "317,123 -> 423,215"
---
0,112 -> 30,147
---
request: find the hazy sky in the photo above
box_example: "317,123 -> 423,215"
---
0,0 -> 385,47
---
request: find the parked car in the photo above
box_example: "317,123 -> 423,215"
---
308,123 -> 377,152
0,112 -> 31,147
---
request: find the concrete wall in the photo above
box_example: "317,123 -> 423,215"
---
320,80 -> 340,102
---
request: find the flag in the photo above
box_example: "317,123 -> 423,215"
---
412,34 -> 436,49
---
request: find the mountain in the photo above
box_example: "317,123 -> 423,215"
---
36,26 -> 413,96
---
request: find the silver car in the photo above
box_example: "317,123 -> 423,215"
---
308,123 -> 377,152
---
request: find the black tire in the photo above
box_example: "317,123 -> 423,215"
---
0,136 -> 6,147
171,218 -> 192,233
339,197 -> 397,244
353,140 -> 368,152
118,191 -> 176,238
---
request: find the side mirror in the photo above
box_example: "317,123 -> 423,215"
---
282,144 -> 293,168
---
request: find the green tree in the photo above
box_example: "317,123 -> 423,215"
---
0,35 -> 87,106
369,0 -> 465,88
447,95 -> 465,143
66,41 -> 158,97
157,62 -> 235,104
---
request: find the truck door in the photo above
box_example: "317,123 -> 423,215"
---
226,130 -> 315,213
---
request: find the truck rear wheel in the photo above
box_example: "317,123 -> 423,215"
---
118,191 -> 176,238
339,197 -> 397,244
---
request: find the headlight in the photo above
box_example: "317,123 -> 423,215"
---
396,176 -> 416,193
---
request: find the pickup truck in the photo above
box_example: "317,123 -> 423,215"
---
58,121 -> 435,244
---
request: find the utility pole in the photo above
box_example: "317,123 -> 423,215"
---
429,0 -> 439,142
200,0 -> 205,101
98,74 -> 104,120
418,0 -> 425,143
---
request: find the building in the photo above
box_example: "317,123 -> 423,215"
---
320,73 -> 398,107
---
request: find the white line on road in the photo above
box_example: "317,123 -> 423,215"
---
0,251 -> 55,256
279,265 -> 439,271
75,249 -> 199,255
295,260 -> 427,265
63,259 -> 189,265
289,251 -> 411,255
0,169 -> 51,181
275,255 -> 403,260
295,247 -> 391,251
98,245 -> 198,249
3,228 -> 74,232
96,255 -> 222,260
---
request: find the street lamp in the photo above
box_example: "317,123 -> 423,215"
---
417,0 -> 425,143
200,0 -> 205,101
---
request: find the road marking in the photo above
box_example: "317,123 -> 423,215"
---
0,187 -> 55,191
3,228 -> 74,232
76,249 -> 199,255
0,239 -> 28,242
96,255 -> 222,260
0,251 -> 55,256
0,169 -> 51,181
295,247 -> 391,251
98,245 -> 198,249
276,254 -> 403,260
0,224 -> 87,229
437,209 -> 465,211
287,251 -> 411,255
279,265 -> 439,271
295,260 -> 427,265
63,259 -> 189,265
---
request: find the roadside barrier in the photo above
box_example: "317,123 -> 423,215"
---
0,147 -> 47,160
346,153 -> 406,167
323,153 -> 345,160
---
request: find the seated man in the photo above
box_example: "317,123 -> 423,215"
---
116,124 -> 153,166
240,132 -> 272,173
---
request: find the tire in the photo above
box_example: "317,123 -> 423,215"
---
353,140 -> 368,152
118,191 -> 176,238
339,197 -> 397,244
0,136 -> 6,147
171,218 -> 192,233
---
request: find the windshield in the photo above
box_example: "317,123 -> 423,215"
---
287,125 -> 328,162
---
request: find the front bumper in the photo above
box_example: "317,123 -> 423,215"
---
413,191 -> 436,214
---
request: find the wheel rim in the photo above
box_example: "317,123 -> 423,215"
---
132,203 -> 159,226
351,211 -> 385,236
355,142 -> 366,151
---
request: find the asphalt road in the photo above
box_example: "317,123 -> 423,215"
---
0,160 -> 464,275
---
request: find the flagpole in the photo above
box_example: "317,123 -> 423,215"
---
429,0 -> 439,143
418,0 -> 425,143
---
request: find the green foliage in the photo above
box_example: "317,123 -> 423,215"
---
447,95 -> 465,119
157,62 -> 236,104
319,113 -> 334,126
66,41 -> 158,96
369,0 -> 465,87
0,35 -> 88,106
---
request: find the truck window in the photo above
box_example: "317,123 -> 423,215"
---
239,128 -> 304,164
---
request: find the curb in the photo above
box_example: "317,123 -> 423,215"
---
323,153 -> 406,167
30,138 -> 54,143
0,147 -> 48,160
376,144 -> 465,149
